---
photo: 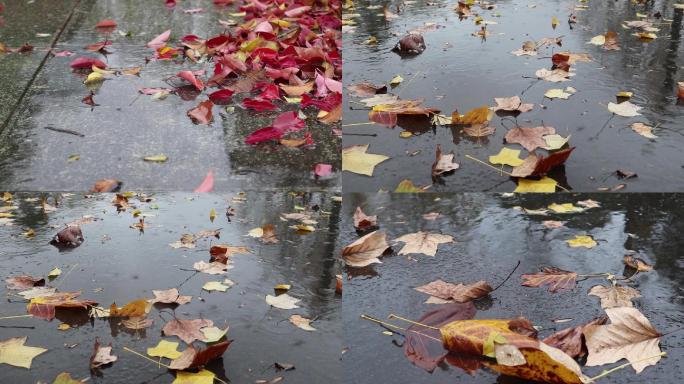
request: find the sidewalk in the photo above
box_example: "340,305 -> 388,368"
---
0,0 -> 341,191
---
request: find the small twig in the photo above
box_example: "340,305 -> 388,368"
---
388,314 -> 439,330
491,260 -> 521,292
342,122 -> 376,127
342,133 -> 378,137
464,154 -> 570,192
54,263 -> 79,289
44,126 -> 84,137
0,325 -> 35,329
0,314 -> 33,320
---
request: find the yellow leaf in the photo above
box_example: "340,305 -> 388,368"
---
209,208 -> 216,222
0,337 -> 47,368
455,105 -> 492,125
551,16 -> 560,27
143,154 -> 168,162
22,228 -> 35,238
395,179 -> 425,193
283,96 -> 301,103
293,224 -> 315,232
202,281 -> 231,292
543,134 -> 571,150
514,177 -> 558,193
201,326 -> 228,342
544,88 -> 572,99
274,284 -> 291,291
173,369 -> 215,384
147,340 -> 182,359
566,235 -> 597,248
616,91 -> 633,98
57,323 -> 70,331
48,267 -> 62,278
342,144 -> 390,176
548,203 -> 584,213
589,35 -> 605,45
84,71 -> 104,85
247,227 -> 264,237
390,75 -> 403,86
399,131 -> 413,138
637,32 -> 657,40
489,148 -> 524,167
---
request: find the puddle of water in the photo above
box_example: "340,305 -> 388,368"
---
0,192 -> 341,383
343,0 -> 684,192
342,193 -> 684,383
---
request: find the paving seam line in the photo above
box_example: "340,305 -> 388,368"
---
0,0 -> 82,135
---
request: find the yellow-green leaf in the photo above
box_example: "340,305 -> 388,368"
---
173,369 -> 215,384
566,235 -> 597,248
143,154 -> 168,162
342,144 -> 389,176
48,267 -> 62,278
0,337 -> 47,368
489,148 -> 524,167
390,75 -> 403,86
147,340 -> 182,359
514,177 -> 558,193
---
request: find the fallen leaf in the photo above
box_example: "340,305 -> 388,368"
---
521,267 -> 578,292
431,145 -> 459,177
505,126 -> 556,152
631,123 -> 657,139
266,294 -> 300,309
542,316 -> 608,359
163,318 -> 214,344
623,255 -> 653,272
150,288 -> 192,305
187,100 -> 214,125
415,279 -> 493,303
342,230 -> 389,267
122,316 -> 154,330
202,281 -> 231,292
489,148 -> 524,167
289,315 -> 316,331
566,235 -> 597,248
342,144 -> 389,176
589,284 -> 641,309
147,340 -> 182,359
514,177 -> 557,193
90,339 -> 117,369
584,307 -> 662,373
169,341 -> 231,370
353,207 -> 378,232
608,101 -> 642,117
6,275 -> 45,290
492,96 -> 534,113
173,369 -> 215,384
0,337 -> 47,368
109,299 -> 150,317
147,29 -> 171,49
193,261 -> 228,275
348,82 -> 387,97
393,231 -> 453,257
143,154 -> 168,162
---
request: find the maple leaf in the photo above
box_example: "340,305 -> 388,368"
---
521,267 -> 578,293
623,255 -> 653,272
6,275 -> 45,290
342,144 -> 390,176
393,231 -> 453,257
122,317 -> 154,330
348,82 -> 387,97
584,307 -> 662,373
169,341 -> 231,370
265,294 -> 300,309
504,126 -> 556,152
90,338 -> 117,369
290,315 -> 316,331
492,96 -> 534,113
150,288 -> 192,305
147,340 -> 182,359
489,148 -> 524,167
0,337 -> 47,368
193,261 -> 229,275
415,279 -> 493,303
187,100 -> 214,125
109,299 -> 150,317
431,145 -> 459,178
163,318 -> 214,344
589,284 -> 641,309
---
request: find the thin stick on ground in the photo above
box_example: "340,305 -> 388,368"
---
123,347 -> 229,384
0,314 -> 33,320
388,314 -> 439,330
360,314 -> 440,342
492,260 -> 521,292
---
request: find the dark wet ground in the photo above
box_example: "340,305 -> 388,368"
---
0,192 -> 341,383
343,0 -> 684,192
0,0 -> 340,191
342,193 -> 684,383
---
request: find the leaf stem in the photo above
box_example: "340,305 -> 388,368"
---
587,352 -> 666,382
388,314 -> 439,330
0,314 -> 33,320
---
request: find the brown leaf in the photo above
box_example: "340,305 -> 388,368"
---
91,179 -> 122,192
169,340 -> 232,370
319,103 -> 342,124
187,100 -> 214,125
588,284 -> 641,309
121,316 -> 154,330
193,261 -> 229,275
368,111 -> 397,127
542,316 -> 608,358
53,225 -> 84,247
492,96 -> 534,113
348,82 -> 387,97
521,267 -> 577,293
149,288 -> 192,305
261,224 -> 279,244
404,302 -> 477,372
394,34 -> 426,54
415,279 -> 493,303
209,244 -> 251,264
393,231 -> 453,257
603,31 -> 620,50
90,338 -> 117,369
584,307 -> 661,373
623,255 -> 652,272
352,207 -> 377,232
431,145 -> 459,177
6,275 -> 45,290
162,318 -> 214,344
462,124 -> 495,137
531,147 -> 575,176
341,230 -> 389,267
109,299 -> 149,317
505,126 -> 556,152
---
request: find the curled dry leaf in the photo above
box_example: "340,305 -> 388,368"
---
169,340 -> 232,370
353,206 -> 378,232
393,231 -> 453,257
90,339 -> 117,369
6,275 -> 45,290
187,100 -> 214,125
588,284 -> 641,309
289,315 -> 316,331
348,82 -> 387,97
91,179 -> 122,192
542,316 -> 608,359
53,225 -> 84,247
584,307 -> 662,373
109,299 -> 150,317
521,267 -> 578,293
631,123 -> 657,139
193,261 -> 229,275
265,293 -> 300,309
393,33 -> 426,54
623,255 -> 653,272
431,145 -> 459,177
341,230 -> 389,267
